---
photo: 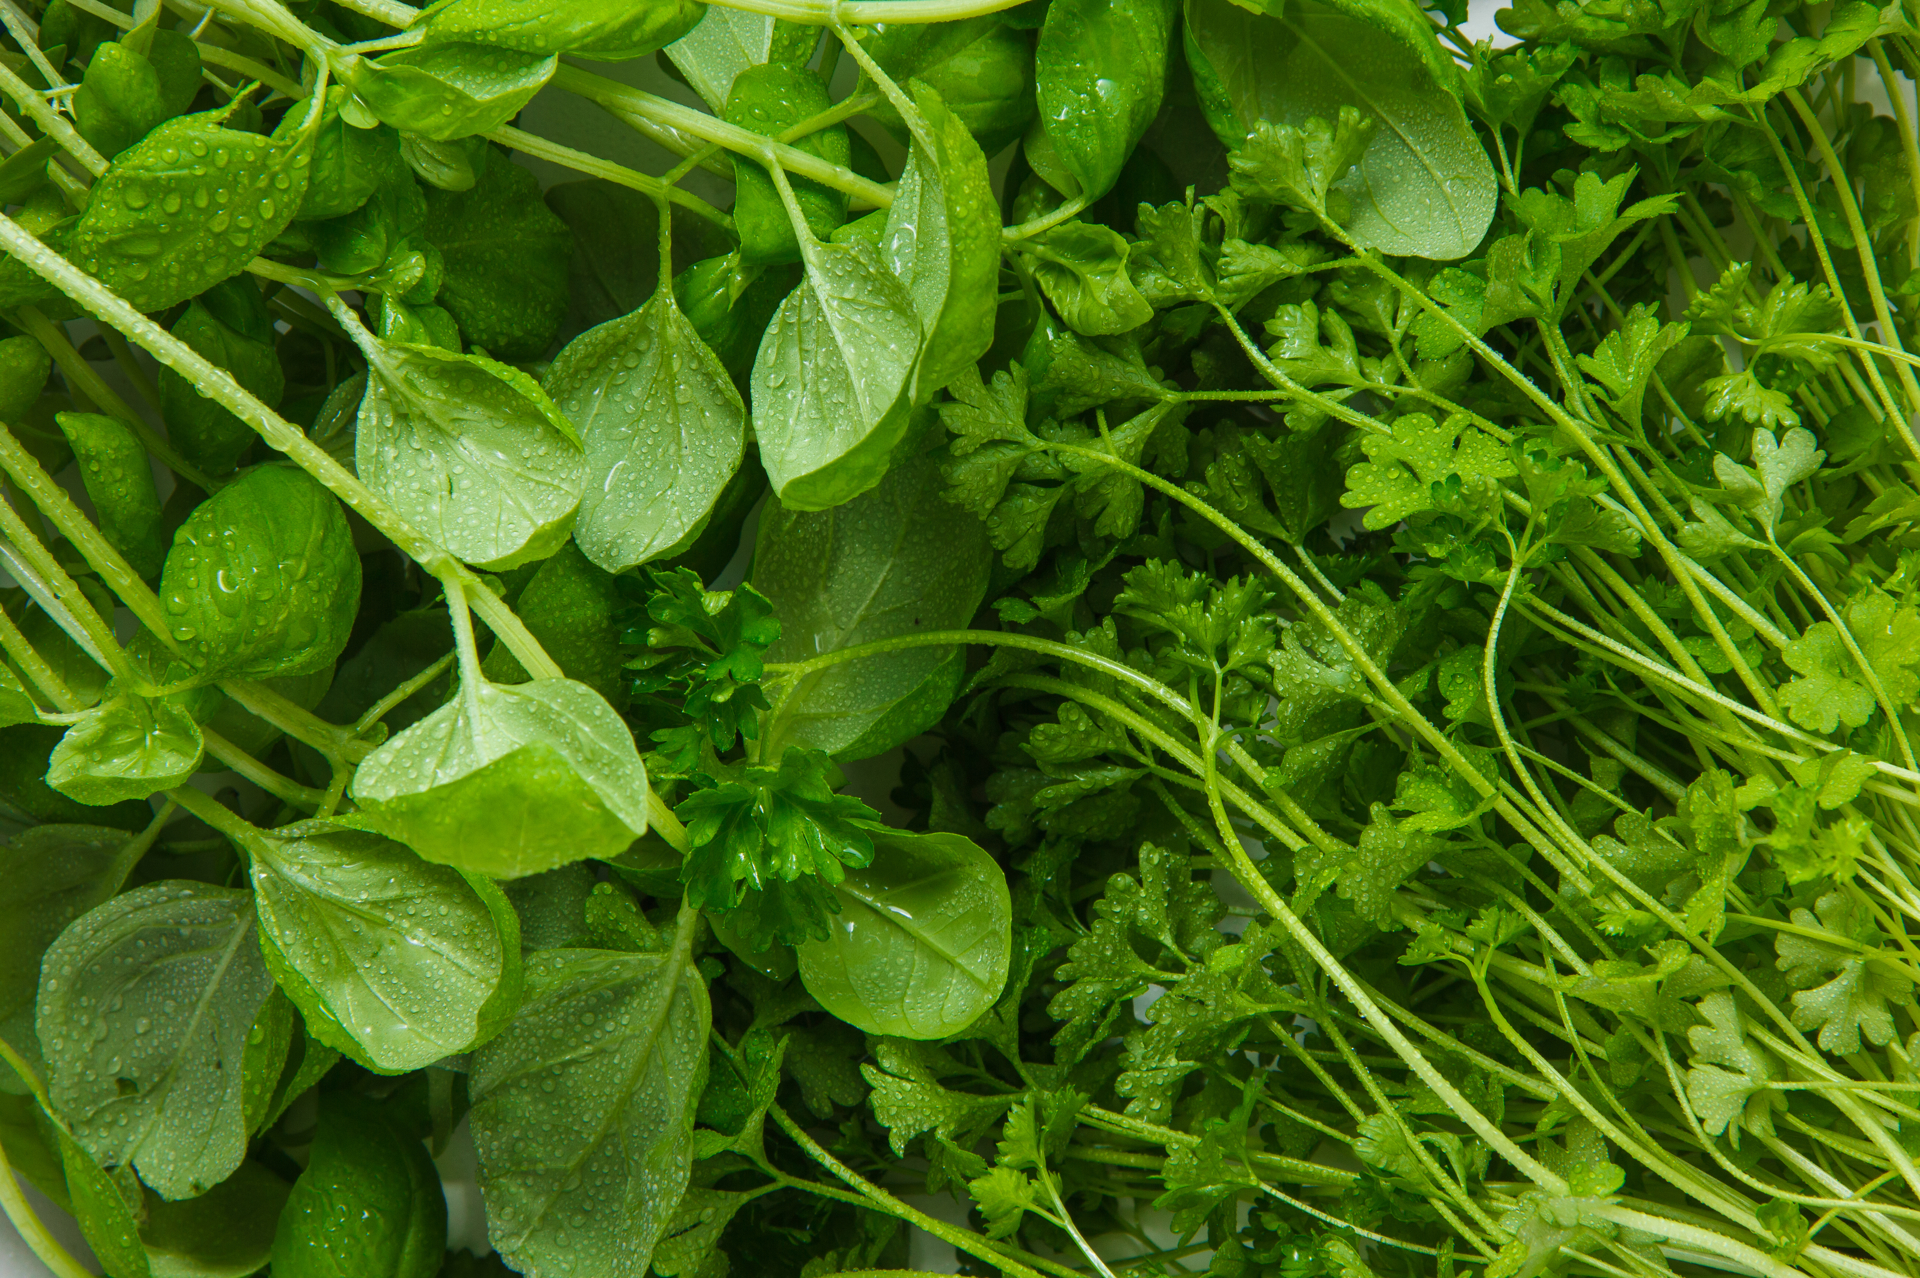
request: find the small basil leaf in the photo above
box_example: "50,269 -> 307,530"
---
338,44 -> 556,142
142,1160 -> 290,1278
664,7 -> 776,110
53,411 -> 166,577
751,236 -> 923,510
247,820 -> 523,1073
796,830 -> 1013,1040
298,89 -> 408,222
755,452 -> 991,760
270,1092 -> 444,1278
420,0 -> 707,62
1036,0 -> 1179,201
725,63 -> 852,265
158,290 -> 286,477
157,463 -> 361,679
57,1132 -> 151,1278
422,148 -> 573,359
546,289 -> 744,573
45,691 -> 203,806
37,882 -> 274,1199
1022,220 -> 1155,335
353,333 -> 586,571
881,81 -> 1001,399
69,93 -> 320,312
348,677 -> 651,877
470,934 -> 708,1278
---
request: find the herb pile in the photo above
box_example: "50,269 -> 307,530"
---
3,0 -> 1920,1277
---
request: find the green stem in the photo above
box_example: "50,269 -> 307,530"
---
0,604 -> 80,711
0,1132 -> 92,1278
489,124 -> 733,232
202,726 -> 329,808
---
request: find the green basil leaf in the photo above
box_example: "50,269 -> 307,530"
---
422,149 -> 573,360
353,334 -> 586,571
420,0 -> 707,61
271,1092 -> 444,1278
72,40 -> 169,160
870,22 -> 1037,156
348,676 -> 651,877
68,94 -> 319,312
546,288 -> 744,574
665,8 -> 778,110
298,90 -> 407,222
1023,220 -> 1155,335
45,691 -> 203,806
158,291 -> 286,478
725,63 -> 852,265
246,820 -> 522,1073
1184,0 -> 1496,259
751,236 -> 922,510
157,464 -> 361,680
470,930 -> 708,1278
755,452 -> 991,760
57,1130 -> 151,1278
881,82 -> 1000,399
339,44 -> 556,142
0,664 -> 38,728
240,989 -> 296,1136
796,830 -> 1013,1040
142,1160 -> 291,1278
37,882 -> 274,1199
479,542 -> 632,707
54,411 -> 166,578
0,824 -> 145,1087
1035,0 -> 1179,201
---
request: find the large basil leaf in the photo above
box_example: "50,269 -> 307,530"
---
349,676 -> 651,878
420,0 -> 706,61
68,95 -> 319,312
45,690 -> 202,805
470,927 -> 708,1278
270,1092 -> 444,1278
246,821 -> 522,1073
0,824 -> 146,1087
755,452 -> 991,761
881,83 -> 1000,400
796,830 -> 1012,1040
750,236 -> 922,510
546,289 -> 744,574
157,464 -> 361,680
1035,0 -> 1179,201
339,44 -> 555,142
36,882 -> 275,1199
353,335 -> 587,570
1184,0 -> 1496,259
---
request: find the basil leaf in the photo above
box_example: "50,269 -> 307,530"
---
57,1129 -> 151,1278
546,289 -> 744,574
142,1160 -> 290,1278
157,464 -> 361,680
1184,0 -> 1497,259
796,830 -> 1013,1040
298,90 -> 407,222
68,94 -> 320,312
271,1092 -> 443,1278
54,411 -> 166,577
751,236 -> 923,510
45,691 -> 203,806
726,63 -> 852,264
0,824 -> 145,1086
882,82 -> 1001,399
37,882 -> 275,1199
422,148 -> 573,360
421,0 -> 707,62
246,820 -> 522,1073
158,280 -> 286,478
348,676 -> 651,877
665,8 -> 778,110
339,44 -> 556,142
470,933 -> 708,1278
353,334 -> 587,571
1023,220 -> 1155,335
1035,0 -> 1179,201
755,452 -> 991,760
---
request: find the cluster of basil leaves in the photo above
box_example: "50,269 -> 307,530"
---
5,0 -> 1920,1277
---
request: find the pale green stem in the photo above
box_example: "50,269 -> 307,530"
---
0,58 -> 106,177
0,604 -> 79,711
489,125 -> 734,232
202,725 -> 329,808
0,1135 -> 92,1278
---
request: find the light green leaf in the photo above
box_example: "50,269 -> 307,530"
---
349,676 -> 650,878
246,820 -> 522,1073
353,333 -> 587,570
339,44 -> 555,142
470,922 -> 709,1278
45,692 -> 203,806
1185,0 -> 1497,259
1036,0 -> 1179,200
1023,221 -> 1154,335
756,452 -> 991,761
546,289 -> 744,574
157,464 -> 361,680
270,1092 -> 443,1278
143,1160 -> 291,1278
419,0 -> 706,61
797,829 -> 1013,1040
664,7 -> 777,110
37,882 -> 274,1199
750,234 -> 923,510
